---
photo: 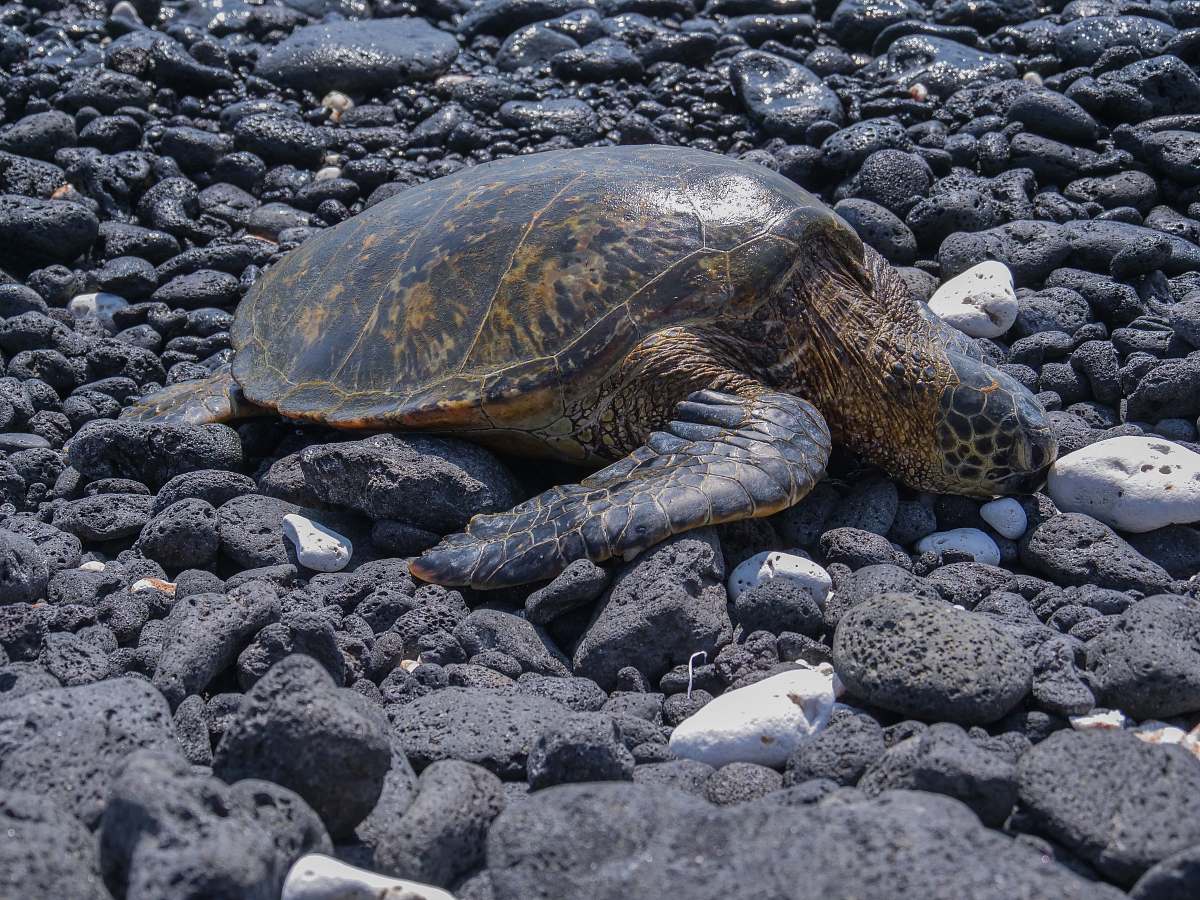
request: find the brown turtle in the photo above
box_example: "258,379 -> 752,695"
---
124,144 -> 1056,588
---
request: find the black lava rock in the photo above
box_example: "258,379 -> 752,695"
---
820,527 -> 912,570
371,759 -> 504,887
730,50 -> 843,138
573,529 -> 732,692
833,592 -> 1033,724
527,712 -> 635,790
217,494 -> 299,569
0,791 -> 107,900
135,498 -> 220,571
40,632 -> 109,687
1020,513 -> 1175,594
858,722 -> 1018,827
256,19 -> 459,94
704,762 -> 783,805
498,99 -> 600,143
52,493 -> 154,542
1017,729 -> 1200,886
213,654 -> 393,840
153,584 -> 279,708
485,782 -> 1125,898
298,434 -> 519,531
67,420 -> 242,490
524,558 -> 609,625
454,609 -> 571,677
731,575 -> 824,637
0,195 -> 98,269
1084,593 -> 1200,718
0,528 -> 48,603
0,677 -> 176,827
784,711 -> 885,787
389,687 -> 573,779
100,750 -> 329,900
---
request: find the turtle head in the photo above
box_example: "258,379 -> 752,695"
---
829,343 -> 1057,498
782,232 -> 1056,497
930,352 -> 1058,496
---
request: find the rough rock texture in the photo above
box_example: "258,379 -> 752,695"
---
833,593 -> 1033,724
100,750 -> 329,900
1020,513 -> 1175,594
213,655 -> 393,840
0,791 -> 108,900
389,687 -> 572,779
1083,594 -> 1200,718
371,759 -> 505,887
0,677 -> 177,827
298,434 -> 520,530
1017,730 -> 1200,886
486,783 -> 1126,899
573,529 -> 733,691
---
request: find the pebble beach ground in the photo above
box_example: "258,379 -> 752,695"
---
2,0 -> 1200,898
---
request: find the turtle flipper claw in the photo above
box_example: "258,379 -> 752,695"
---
120,366 -> 261,425
410,390 -> 831,589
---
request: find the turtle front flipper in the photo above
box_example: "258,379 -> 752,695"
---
120,366 -> 263,425
411,389 -> 832,589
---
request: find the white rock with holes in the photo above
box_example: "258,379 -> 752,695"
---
928,261 -> 1018,338
727,550 -> 832,606
282,854 -> 456,900
915,527 -> 1001,565
1046,436 -> 1200,532
283,513 -> 352,572
68,292 -> 128,324
980,497 -> 1028,539
668,664 -> 837,767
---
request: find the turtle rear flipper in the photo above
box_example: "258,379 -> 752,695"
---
120,367 -> 262,425
411,389 -> 832,589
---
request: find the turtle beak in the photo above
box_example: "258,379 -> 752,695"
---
998,418 -> 1057,494
935,355 -> 1058,497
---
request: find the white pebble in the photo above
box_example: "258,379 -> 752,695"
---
131,577 -> 175,595
68,292 -> 128,324
1069,708 -> 1130,731
282,854 -> 456,900
1046,436 -> 1200,533
980,497 -> 1028,540
283,513 -> 352,573
668,664 -> 836,768
321,91 -> 353,122
110,0 -> 142,20
928,261 -> 1018,338
78,560 -> 106,572
1132,721 -> 1189,746
915,527 -> 1001,565
727,550 -> 832,606
1186,723 -> 1200,762
315,166 -> 342,182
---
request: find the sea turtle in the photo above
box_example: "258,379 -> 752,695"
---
124,144 -> 1057,588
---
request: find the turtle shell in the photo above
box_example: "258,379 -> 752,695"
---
230,144 -> 854,430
